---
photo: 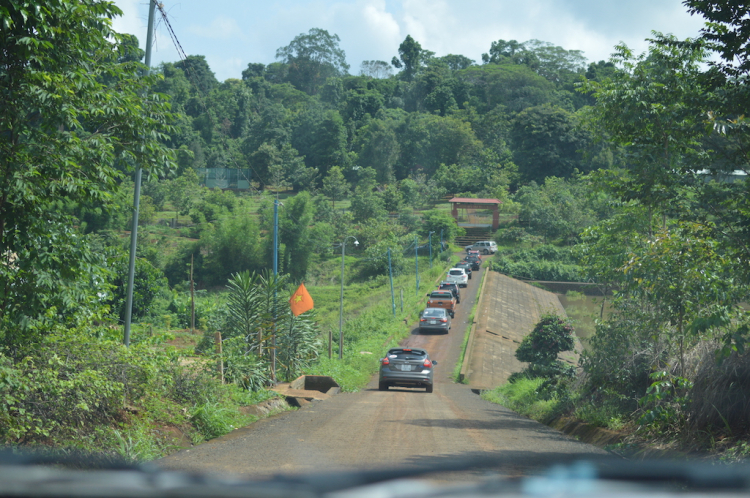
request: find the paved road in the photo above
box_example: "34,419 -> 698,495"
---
159,265 -> 606,481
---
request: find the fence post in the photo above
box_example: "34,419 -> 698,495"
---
215,331 -> 224,384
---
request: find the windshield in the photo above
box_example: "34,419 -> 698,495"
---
4,0 -> 746,495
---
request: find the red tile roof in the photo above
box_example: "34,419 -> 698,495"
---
448,197 -> 501,204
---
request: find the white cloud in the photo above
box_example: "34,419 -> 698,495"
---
111,0 -> 148,38
187,16 -> 244,40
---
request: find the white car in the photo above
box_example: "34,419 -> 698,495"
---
446,268 -> 469,288
464,241 -> 498,254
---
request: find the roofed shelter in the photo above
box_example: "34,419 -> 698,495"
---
449,197 -> 502,231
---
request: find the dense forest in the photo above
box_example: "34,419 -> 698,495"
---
3,0 -> 750,459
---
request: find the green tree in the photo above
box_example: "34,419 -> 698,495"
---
356,120 -> 400,183
510,104 -> 592,183
391,35 -> 434,81
360,60 -> 393,79
580,35 -> 709,217
108,254 -> 167,322
202,213 -> 263,286
174,55 -> 219,94
279,192 -> 314,280
321,166 -> 350,209
0,0 -> 174,345
275,28 -> 350,94
419,210 -> 463,242
167,169 -> 202,225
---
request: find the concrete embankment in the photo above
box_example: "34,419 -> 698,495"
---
461,271 -> 578,389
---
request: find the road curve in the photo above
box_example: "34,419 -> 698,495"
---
159,266 -> 606,481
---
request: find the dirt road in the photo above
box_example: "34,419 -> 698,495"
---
159,266 -> 606,480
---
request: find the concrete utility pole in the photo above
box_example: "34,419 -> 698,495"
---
388,248 -> 395,317
415,235 -> 419,295
272,199 -> 279,382
124,0 -> 156,347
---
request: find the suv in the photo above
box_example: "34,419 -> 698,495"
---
426,290 -> 457,318
455,262 -> 473,279
464,254 -> 482,271
465,241 -> 498,255
446,268 -> 469,287
437,281 -> 461,303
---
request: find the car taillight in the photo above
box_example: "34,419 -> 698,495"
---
440,318 -> 448,323
420,318 -> 427,322
381,357 -> 390,365
423,359 -> 432,368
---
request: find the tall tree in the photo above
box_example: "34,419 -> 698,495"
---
276,28 -> 350,94
360,60 -> 393,79
174,55 -> 219,93
510,104 -> 592,183
391,35 -> 434,81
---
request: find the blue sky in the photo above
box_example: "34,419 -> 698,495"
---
112,0 -> 708,82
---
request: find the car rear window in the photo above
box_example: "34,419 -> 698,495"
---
387,348 -> 427,357
430,292 -> 452,298
449,270 -> 464,275
422,309 -> 446,317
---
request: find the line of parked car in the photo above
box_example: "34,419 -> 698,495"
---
378,245 -> 491,393
418,245 -> 487,334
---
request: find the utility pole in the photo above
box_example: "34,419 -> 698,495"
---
429,231 -> 434,269
124,0 -> 156,347
388,247 -> 395,317
415,234 -> 419,295
190,254 -> 195,334
272,199 -> 279,382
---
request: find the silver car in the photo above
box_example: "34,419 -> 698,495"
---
419,307 -> 452,333
378,347 -> 438,393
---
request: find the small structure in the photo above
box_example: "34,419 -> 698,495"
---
196,168 -> 252,189
449,197 -> 502,231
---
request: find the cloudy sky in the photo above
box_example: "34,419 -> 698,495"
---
112,0 -> 707,82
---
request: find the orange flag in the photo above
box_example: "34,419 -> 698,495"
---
289,283 -> 314,316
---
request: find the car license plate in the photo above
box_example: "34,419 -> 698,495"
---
400,364 -> 411,371
430,320 -> 437,324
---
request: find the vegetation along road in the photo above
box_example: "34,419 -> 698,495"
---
159,265 -> 605,480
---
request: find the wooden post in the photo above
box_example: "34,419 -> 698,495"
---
215,331 -> 224,384
190,254 -> 195,334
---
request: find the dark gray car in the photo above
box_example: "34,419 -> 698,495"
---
418,307 -> 451,334
378,347 -> 438,393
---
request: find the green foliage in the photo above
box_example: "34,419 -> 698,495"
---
493,244 -> 582,282
516,176 -> 601,243
482,377 -> 562,422
201,212 -> 262,286
0,0 -> 174,344
510,104 -> 593,183
108,254 -> 169,322
516,313 -> 575,365
419,210 -> 464,242
275,28 -> 350,95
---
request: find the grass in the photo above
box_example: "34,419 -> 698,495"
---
481,377 -> 562,422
